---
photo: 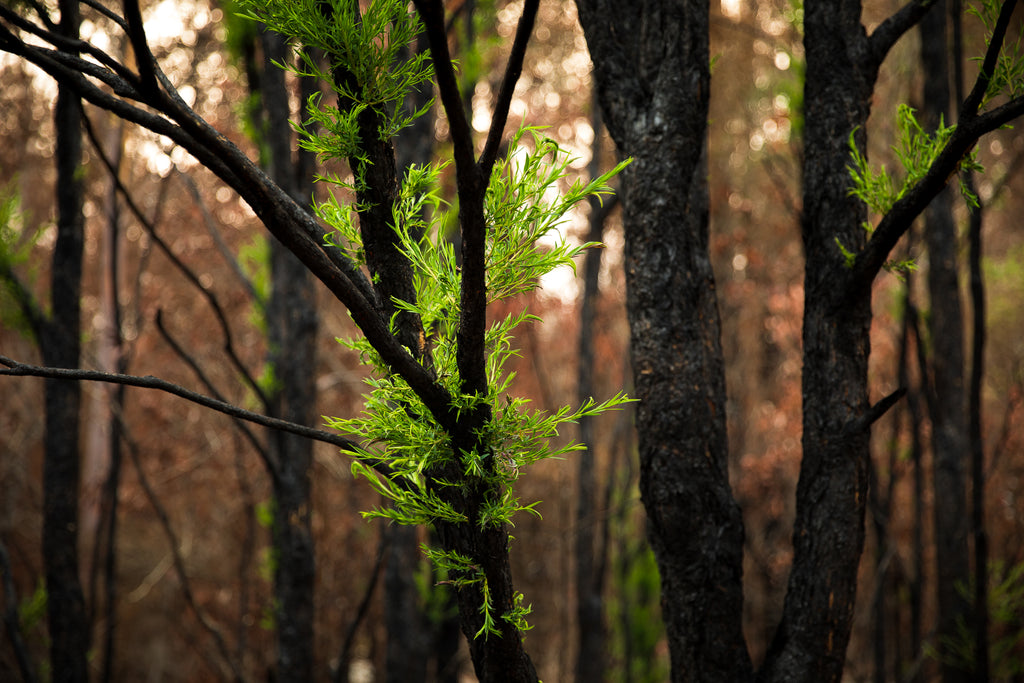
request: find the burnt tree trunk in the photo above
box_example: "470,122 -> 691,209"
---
574,3 -> 751,681
40,1 -> 88,679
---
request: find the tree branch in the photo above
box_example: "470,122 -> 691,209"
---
845,386 -> 908,437
0,355 -> 361,454
866,0 -> 938,70
80,110 -> 271,409
176,171 -> 261,304
154,310 -> 278,482
479,0 -> 539,175
413,0 -> 475,173
123,431 -> 248,683
961,0 -> 1020,117
841,93 -> 1024,306
0,15 -> 462,431
122,0 -> 158,94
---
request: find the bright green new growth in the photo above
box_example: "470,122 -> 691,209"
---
238,0 -> 434,176
326,134 -> 632,533
847,104 -> 982,222
845,0 -> 1024,260
969,0 -> 1024,105
843,104 -> 982,274
239,0 -> 631,640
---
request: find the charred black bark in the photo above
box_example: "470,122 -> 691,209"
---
758,4 -> 878,680
40,1 -> 88,679
384,31 -> 438,683
574,3 -> 751,681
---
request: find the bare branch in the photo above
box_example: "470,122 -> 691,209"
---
413,0 -> 476,172
845,386 -> 908,437
124,431 -> 248,683
154,310 -> 278,482
0,4 -> 133,83
0,355 -> 361,454
176,171 -> 261,304
122,0 -> 157,93
479,0 -> 539,175
866,0 -> 938,71
80,110 -> 271,408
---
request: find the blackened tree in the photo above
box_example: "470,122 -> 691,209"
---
575,0 -> 1024,681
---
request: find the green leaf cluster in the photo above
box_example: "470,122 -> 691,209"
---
328,136 -> 630,536
929,560 -> 1024,677
843,105 -> 985,271
322,131 -> 629,637
847,105 -> 982,221
969,0 -> 1024,105
237,0 -> 434,174
0,185 -> 43,337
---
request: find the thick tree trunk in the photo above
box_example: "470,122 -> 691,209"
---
759,3 -> 876,680
42,2 -> 88,679
920,6 -> 973,680
575,3 -> 751,681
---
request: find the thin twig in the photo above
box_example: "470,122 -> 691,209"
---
176,171 -> 261,304
479,0 -> 540,175
153,310 -> 278,482
0,355 -> 361,454
79,111 -> 270,408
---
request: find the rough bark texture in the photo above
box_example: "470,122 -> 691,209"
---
433,515 -> 538,683
759,2 -> 877,680
574,3 -> 751,681
920,7 -> 972,680
40,2 -> 89,679
262,30 -> 319,683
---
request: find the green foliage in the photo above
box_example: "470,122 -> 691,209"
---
453,0 -> 501,98
327,137 -> 630,532
247,0 -> 631,643
968,0 -> 1024,105
18,579 -> 47,634
848,105 -> 983,220
607,544 -> 669,683
237,0 -> 434,177
844,105 -> 984,271
238,234 -> 270,308
322,135 -> 629,636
